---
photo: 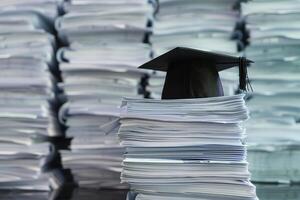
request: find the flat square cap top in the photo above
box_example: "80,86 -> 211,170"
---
139,47 -> 253,72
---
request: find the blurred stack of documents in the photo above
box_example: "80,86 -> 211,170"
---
119,94 -> 258,200
0,0 -> 61,190
148,0 -> 241,98
242,0 -> 300,183
56,0 -> 152,188
56,0 -> 153,45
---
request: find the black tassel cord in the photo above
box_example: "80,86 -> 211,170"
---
239,57 -> 253,92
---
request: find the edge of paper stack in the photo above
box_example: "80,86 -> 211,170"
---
119,94 -> 258,200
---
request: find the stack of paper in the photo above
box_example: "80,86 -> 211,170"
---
242,0 -> 300,183
118,94 -> 258,200
56,0 -> 152,45
56,0 -> 152,188
246,95 -> 300,182
148,0 -> 241,98
0,0 -> 61,190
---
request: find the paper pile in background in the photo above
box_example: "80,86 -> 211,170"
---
56,0 -> 152,188
148,0 -> 242,98
242,0 -> 300,183
0,0 -> 60,190
56,0 -> 152,45
119,94 -> 258,200
0,0 -> 61,190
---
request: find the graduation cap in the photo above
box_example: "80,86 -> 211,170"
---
139,47 -> 253,99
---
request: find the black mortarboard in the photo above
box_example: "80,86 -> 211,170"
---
139,47 -> 253,99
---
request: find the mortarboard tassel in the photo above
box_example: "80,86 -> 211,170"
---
239,57 -> 253,92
